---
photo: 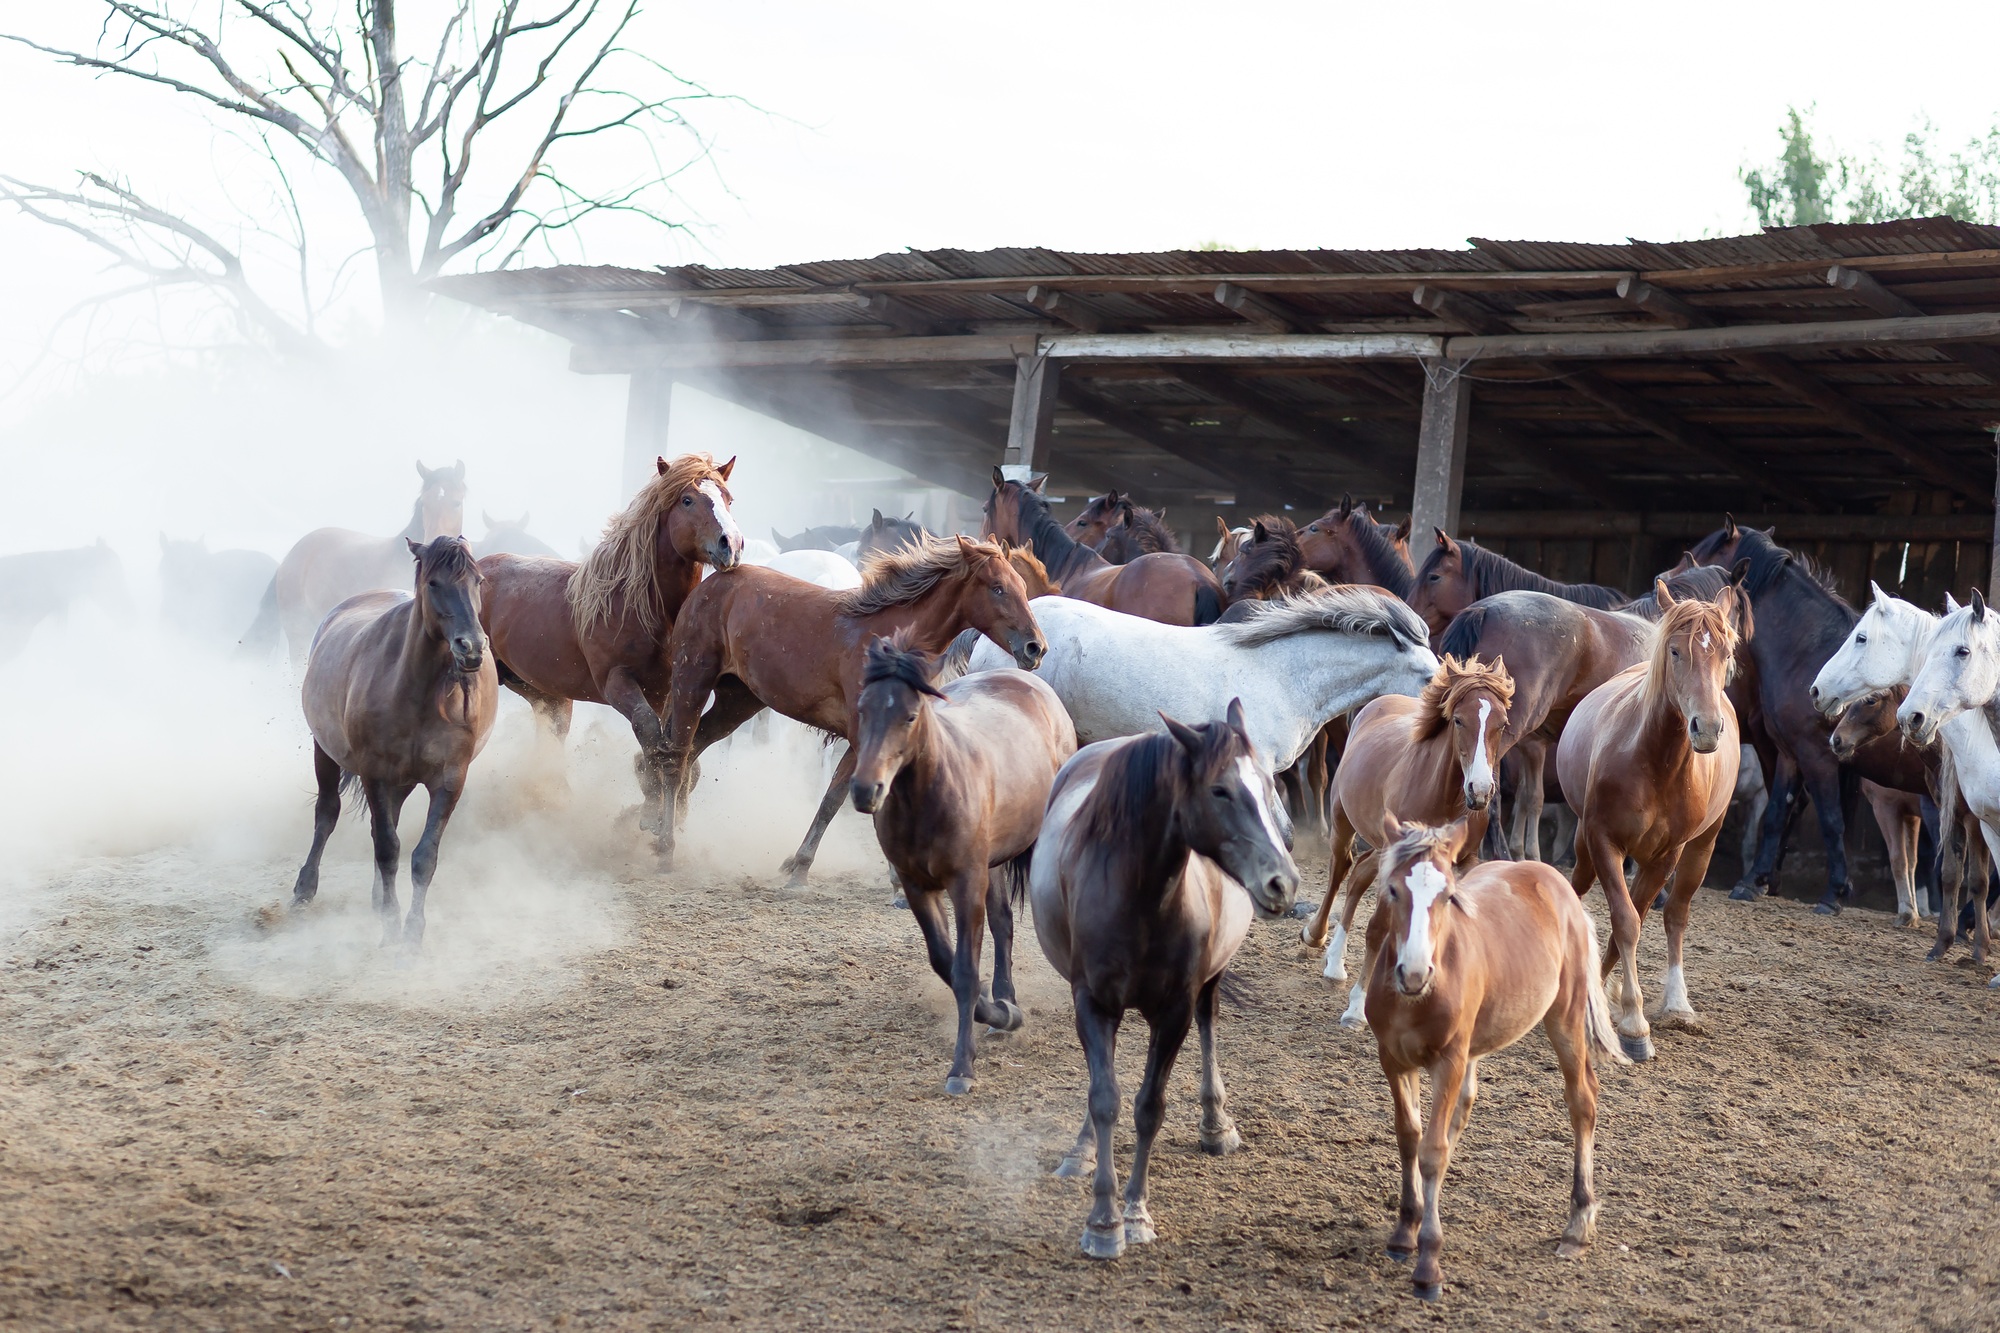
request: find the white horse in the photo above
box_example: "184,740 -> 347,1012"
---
747,547 -> 862,590
965,587 -> 1440,775
1811,581 -> 1943,716
1897,591 -> 2000,983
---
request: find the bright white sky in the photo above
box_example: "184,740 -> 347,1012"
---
4,0 -> 2000,551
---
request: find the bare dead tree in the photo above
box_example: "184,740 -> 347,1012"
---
2,2 -> 726,350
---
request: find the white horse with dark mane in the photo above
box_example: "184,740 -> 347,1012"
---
966,586 -> 1440,774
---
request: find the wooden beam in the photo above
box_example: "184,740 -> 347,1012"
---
1733,352 -> 1983,501
1052,380 -> 1302,503
1458,510 -> 1994,541
1614,275 -> 1707,330
1412,360 -> 1472,540
1560,368 -> 1802,506
1023,285 -> 1108,333
1169,366 -> 1402,487
1412,285 -> 1513,336
1214,282 -> 1315,333
856,290 -> 941,337
1004,354 -> 1063,474
1447,310 -> 2000,362
1827,265 -> 2000,384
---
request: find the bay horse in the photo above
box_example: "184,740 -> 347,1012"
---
1557,585 -> 1740,1061
1216,517 -> 1329,606
1360,817 -> 1628,1301
656,534 -> 1046,884
1066,491 -> 1180,562
1687,519 -> 1859,911
1411,529 -> 1625,638
1028,700 -> 1299,1259
772,523 -> 862,553
965,587 -> 1438,776
477,454 -> 742,843
290,537 -> 498,948
983,472 -> 1223,626
1295,495 -> 1415,598
1828,685 -> 1937,927
849,636 -> 1076,1093
261,460 -> 467,661
1301,656 -> 1516,1029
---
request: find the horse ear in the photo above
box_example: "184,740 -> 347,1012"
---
451,460 -> 465,479
416,461 -> 435,482
1975,589 -> 1989,623
1947,592 -> 1963,613
406,537 -> 423,557
1253,520 -> 1270,542
1225,696 -> 1248,735
1729,558 -> 1750,588
482,510 -> 496,529
1488,654 -> 1506,681
1215,516 -> 1230,537
716,455 -> 736,481
657,456 -> 670,476
1434,527 -> 1459,555
991,465 -> 1007,489
1654,577 -> 1676,612
1340,492 -> 1354,517
872,508 -> 886,527
1159,711 -> 1204,755
1028,474 -> 1049,494
1392,516 -> 1411,543
1722,512 -> 1738,539
955,534 -> 981,563
1871,579 -> 1888,604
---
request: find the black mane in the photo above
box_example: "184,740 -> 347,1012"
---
995,482 -> 1102,583
1690,525 -> 1850,608
1417,537 -> 1624,610
862,634 -> 946,698
1229,517 -> 1306,598
1338,510 -> 1415,599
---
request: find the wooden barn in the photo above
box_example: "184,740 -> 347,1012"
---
434,216 -> 2000,608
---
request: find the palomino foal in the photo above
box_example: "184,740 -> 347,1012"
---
1556,583 -> 1740,1060
1363,817 -> 1628,1301
849,636 -> 1076,1094
1029,701 -> 1299,1259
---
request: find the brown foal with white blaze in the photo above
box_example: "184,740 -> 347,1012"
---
1364,817 -> 1628,1302
848,635 -> 1076,1095
1557,583 -> 1740,1062
1299,655 -> 1515,1026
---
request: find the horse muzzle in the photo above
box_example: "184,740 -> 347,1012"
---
1899,709 -> 1940,747
849,779 -> 886,814
450,636 -> 485,672
1010,635 -> 1046,671
1462,783 -> 1493,812
1394,963 -> 1434,998
1687,718 -> 1724,754
710,539 -> 742,570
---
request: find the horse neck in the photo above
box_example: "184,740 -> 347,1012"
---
1097,789 -> 1196,913
1747,570 -> 1856,678
844,584 -> 978,656
652,542 -> 705,623
399,498 -> 426,542
1278,636 -> 1416,725
1024,505 -> 1105,583
1357,525 -> 1415,598
391,589 -> 454,686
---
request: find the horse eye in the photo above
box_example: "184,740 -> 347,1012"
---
1451,717 -> 1463,727
1957,646 -> 1972,658
991,583 -> 1004,597
1855,634 -> 1867,644
1428,574 -> 1440,583
681,494 -> 693,505
1210,786 -> 1232,800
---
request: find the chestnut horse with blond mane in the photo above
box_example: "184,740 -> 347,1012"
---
656,534 -> 1046,884
1557,583 -> 1740,1062
1301,655 -> 1516,1028
477,453 -> 743,839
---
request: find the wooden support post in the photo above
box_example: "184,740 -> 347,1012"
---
1002,353 -> 1062,480
1412,359 -> 1472,541
1990,427 -> 2000,596
622,371 -> 674,498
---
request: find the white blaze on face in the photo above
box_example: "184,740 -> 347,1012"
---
1464,697 -> 1494,794
697,480 -> 742,549
1235,757 -> 1285,853
1701,631 -> 1712,651
1396,859 -> 1450,983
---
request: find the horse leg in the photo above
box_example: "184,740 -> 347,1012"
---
1880,795 -> 1921,928
1520,743 -> 1548,863
290,743 -> 343,907
1930,814 -> 1969,962
1384,1066 -> 1423,1261
1552,804 -> 1579,869
1737,753 -> 1797,900
400,779 -> 466,951
1074,991 -> 1126,1259
778,744 -> 858,889
1306,728 -> 1331,845
1300,802 -> 1353,949
1973,823 -> 2000,969
1801,755 -> 1853,914
1122,999 -> 1193,1248
363,781 -> 412,947
1412,1048 -> 1470,1301
1544,978 -> 1602,1257
943,870 -> 995,1096
983,871 -> 1024,1032
1194,975 -> 1240,1155
1330,848 -> 1382,989
1587,832 -> 1653,1062
1655,827 -> 1721,1031
1339,883 -> 1389,1030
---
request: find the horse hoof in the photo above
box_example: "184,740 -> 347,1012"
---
1199,1127 -> 1242,1156
1651,890 -> 1667,911
1124,1217 -> 1158,1245
1289,899 -> 1320,921
1619,1033 -> 1656,1062
1556,1239 -> 1590,1259
784,872 -> 811,891
1080,1225 -> 1126,1260
1413,1282 -> 1442,1303
1053,1154 -> 1089,1180
943,1075 -> 974,1096
1988,973 -> 2000,988
1338,1012 -> 1368,1032
989,1000 -> 1025,1033
1926,945 -> 1952,963
1321,960 -> 1347,984
890,896 -> 908,911
1896,912 -> 1915,929
1385,1242 -> 1414,1263
1726,884 -> 1761,903
1813,899 -> 1841,916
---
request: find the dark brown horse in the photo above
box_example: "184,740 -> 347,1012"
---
1361,818 -> 1627,1300
983,472 -> 1223,626
850,636 -> 1076,1093
1296,495 -> 1414,597
1067,491 -> 1181,563
1217,517 -> 1330,607
1828,685 -> 1956,927
291,537 -> 499,948
1029,701 -> 1299,1259
657,535 -> 1046,883
478,454 -> 742,841
264,461 -> 467,661
1411,529 -> 1625,638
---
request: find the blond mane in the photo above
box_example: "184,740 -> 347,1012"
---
1642,594 -> 1738,708
567,453 -> 732,634
840,533 -> 1005,616
1005,543 -> 1061,597
1411,654 -> 1516,741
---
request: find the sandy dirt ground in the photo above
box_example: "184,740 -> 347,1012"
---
4,686 -> 2000,1331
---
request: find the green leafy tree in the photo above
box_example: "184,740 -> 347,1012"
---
1742,106 -> 2000,228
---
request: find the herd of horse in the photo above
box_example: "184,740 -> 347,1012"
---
31,450 -> 1990,1302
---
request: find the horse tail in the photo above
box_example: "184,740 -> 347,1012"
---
935,626 -> 981,683
1193,580 -> 1223,626
1437,604 -> 1487,660
999,844 -> 1035,907
235,575 -> 280,658
1580,911 -> 1632,1067
338,770 -> 368,816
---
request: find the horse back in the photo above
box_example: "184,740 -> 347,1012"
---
1448,860 -> 1575,1051
1103,553 -> 1224,627
1333,694 -> 1454,841
903,671 -> 1080,868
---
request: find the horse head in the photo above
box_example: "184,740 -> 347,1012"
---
1651,581 -> 1739,754
950,534 -> 1044,670
1829,686 -> 1906,761
980,468 -> 1048,548
1157,698 -> 1300,917
656,453 -> 742,571
415,460 -> 468,541
1065,491 -> 1124,547
1901,591 -> 2000,746
407,536 -> 485,672
1410,528 -> 1472,634
849,633 -> 948,814
1375,817 -> 1477,999
1812,583 -> 1932,715
1426,655 -> 1514,813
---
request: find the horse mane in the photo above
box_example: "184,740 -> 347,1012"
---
862,631 -> 945,698
995,482 -> 1097,581
841,533 -> 1003,616
1337,508 -> 1416,599
1229,516 -> 1304,596
1617,563 -> 1731,620
1075,731 -> 1187,851
1099,497 -> 1179,555
1701,525 -> 1851,608
1005,544 -> 1061,596
1417,537 -> 1624,610
1411,654 -> 1516,741
1212,585 -> 1430,653
567,452 -> 732,634
1385,820 -> 1463,870
1642,596 -> 1739,709
414,535 -> 480,582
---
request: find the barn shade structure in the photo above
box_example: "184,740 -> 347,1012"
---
433,216 -> 2000,607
